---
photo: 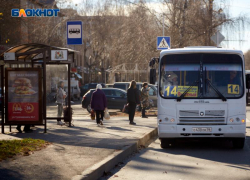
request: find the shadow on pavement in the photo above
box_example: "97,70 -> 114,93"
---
7,126 -> 138,150
106,127 -> 132,131
0,168 -> 25,180
148,136 -> 250,168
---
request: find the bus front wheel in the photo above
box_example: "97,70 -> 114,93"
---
232,138 -> 245,149
160,138 -> 174,148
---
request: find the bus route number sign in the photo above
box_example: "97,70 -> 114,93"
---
164,86 -> 198,97
228,84 -> 239,94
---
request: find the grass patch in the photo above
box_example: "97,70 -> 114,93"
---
0,138 -> 50,161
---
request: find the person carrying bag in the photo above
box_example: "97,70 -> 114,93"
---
90,84 -> 107,126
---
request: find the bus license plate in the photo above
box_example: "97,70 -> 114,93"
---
192,127 -> 212,132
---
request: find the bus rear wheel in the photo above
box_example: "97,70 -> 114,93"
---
160,138 -> 174,148
232,138 -> 245,149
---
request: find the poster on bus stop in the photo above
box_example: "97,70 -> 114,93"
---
5,68 -> 42,124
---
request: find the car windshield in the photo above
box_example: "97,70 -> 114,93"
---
89,84 -> 97,89
160,53 -> 244,99
114,84 -> 126,90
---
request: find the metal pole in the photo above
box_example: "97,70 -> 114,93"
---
163,13 -> 164,36
216,32 -> 219,46
147,67 -> 149,83
43,50 -> 47,133
68,63 -> 71,127
1,65 -> 4,134
105,71 -> 106,84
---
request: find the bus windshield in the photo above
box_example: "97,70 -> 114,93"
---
160,53 -> 244,99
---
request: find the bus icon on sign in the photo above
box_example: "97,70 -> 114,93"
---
69,28 -> 80,34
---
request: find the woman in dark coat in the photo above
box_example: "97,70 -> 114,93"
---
91,84 -> 107,126
127,80 -> 140,125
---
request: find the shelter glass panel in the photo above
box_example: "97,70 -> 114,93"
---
46,65 -> 69,118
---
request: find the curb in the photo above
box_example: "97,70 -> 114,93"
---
72,127 -> 158,180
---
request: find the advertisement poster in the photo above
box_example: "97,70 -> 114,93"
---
6,69 -> 41,122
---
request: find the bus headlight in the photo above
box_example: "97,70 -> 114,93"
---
170,118 -> 175,122
228,116 -> 245,124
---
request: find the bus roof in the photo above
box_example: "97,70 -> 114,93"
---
160,47 -> 243,57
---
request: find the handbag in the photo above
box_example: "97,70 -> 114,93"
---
122,104 -> 129,114
63,106 -> 73,122
104,108 -> 110,120
90,110 -> 95,120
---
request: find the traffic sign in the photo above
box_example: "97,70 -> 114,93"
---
211,32 -> 225,46
67,21 -> 82,45
157,36 -> 170,50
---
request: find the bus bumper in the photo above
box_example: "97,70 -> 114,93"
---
158,124 -> 246,138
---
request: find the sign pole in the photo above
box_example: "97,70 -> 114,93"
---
43,50 -> 47,133
163,13 -> 164,36
1,65 -> 4,134
216,32 -> 219,46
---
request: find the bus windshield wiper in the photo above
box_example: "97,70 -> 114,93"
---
177,80 -> 199,102
206,79 -> 227,101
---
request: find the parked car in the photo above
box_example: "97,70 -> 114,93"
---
113,82 -> 157,107
113,82 -> 142,91
106,84 -> 114,88
82,88 -> 127,113
80,83 -> 106,97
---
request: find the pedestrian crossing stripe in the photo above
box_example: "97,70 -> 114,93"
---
158,38 -> 170,49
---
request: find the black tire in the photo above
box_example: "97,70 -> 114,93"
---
160,139 -> 174,148
232,138 -> 245,149
87,104 -> 91,113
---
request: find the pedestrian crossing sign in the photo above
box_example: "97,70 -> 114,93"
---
157,36 -> 171,50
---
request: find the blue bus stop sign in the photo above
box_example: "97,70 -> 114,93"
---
67,21 -> 82,45
157,36 -> 170,50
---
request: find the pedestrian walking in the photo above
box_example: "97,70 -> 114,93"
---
127,80 -> 140,125
91,84 -> 107,126
57,81 -> 67,125
141,82 -> 150,118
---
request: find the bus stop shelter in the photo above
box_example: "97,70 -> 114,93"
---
0,43 -> 77,133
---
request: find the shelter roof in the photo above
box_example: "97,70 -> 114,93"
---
0,43 -> 77,61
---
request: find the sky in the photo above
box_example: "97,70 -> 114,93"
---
61,0 -> 250,53
222,0 -> 250,53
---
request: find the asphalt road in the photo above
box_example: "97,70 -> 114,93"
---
100,122 -> 250,179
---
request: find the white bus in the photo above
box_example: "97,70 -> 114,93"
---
157,47 -> 247,149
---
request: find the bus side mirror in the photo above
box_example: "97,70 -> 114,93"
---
246,74 -> 250,89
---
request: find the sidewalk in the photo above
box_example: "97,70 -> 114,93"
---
0,106 -> 157,180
